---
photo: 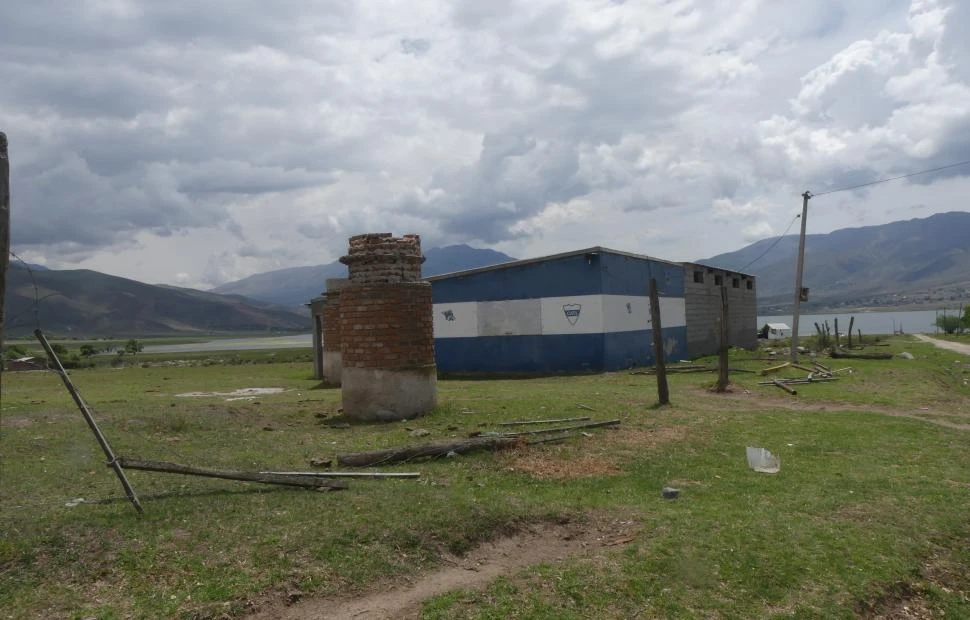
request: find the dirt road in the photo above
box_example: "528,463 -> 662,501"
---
914,334 -> 970,356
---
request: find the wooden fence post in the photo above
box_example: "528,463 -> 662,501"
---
648,278 -> 669,405
717,286 -> 729,392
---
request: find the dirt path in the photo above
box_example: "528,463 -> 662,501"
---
252,519 -> 639,620
914,334 -> 970,356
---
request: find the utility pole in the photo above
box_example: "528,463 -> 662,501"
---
790,191 -> 811,362
0,132 -> 9,390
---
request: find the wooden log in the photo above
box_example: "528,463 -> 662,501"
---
847,316 -> 855,348
575,403 -> 595,411
260,471 -> 419,479
649,278 -> 670,405
117,458 -> 347,490
761,362 -> 791,375
498,416 -> 591,426
501,419 -> 621,437
771,378 -> 798,395
830,349 -> 892,360
791,363 -> 816,373
337,437 -> 520,467
834,317 -> 840,348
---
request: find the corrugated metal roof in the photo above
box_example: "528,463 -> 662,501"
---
426,246 -> 685,281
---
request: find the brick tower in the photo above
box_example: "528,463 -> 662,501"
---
338,234 -> 437,421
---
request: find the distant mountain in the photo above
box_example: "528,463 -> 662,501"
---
3,263 -> 309,337
702,211 -> 970,312
213,244 -> 517,307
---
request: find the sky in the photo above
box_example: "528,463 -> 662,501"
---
3,0 -> 970,289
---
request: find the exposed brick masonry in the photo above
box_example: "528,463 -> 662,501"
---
339,283 -> 435,369
339,233 -> 425,283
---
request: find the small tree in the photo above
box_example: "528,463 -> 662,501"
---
3,344 -> 28,360
936,315 -> 963,335
50,343 -> 68,357
79,344 -> 98,357
963,307 -> 970,331
124,339 -> 143,355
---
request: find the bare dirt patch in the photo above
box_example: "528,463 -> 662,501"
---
251,517 -> 641,620
504,450 -> 622,480
499,426 -> 686,480
175,387 -> 288,400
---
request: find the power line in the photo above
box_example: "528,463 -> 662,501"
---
737,213 -> 801,273
812,158 -> 970,197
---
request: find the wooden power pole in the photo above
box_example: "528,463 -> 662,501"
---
790,191 -> 811,362
0,132 -> 10,386
648,278 -> 670,405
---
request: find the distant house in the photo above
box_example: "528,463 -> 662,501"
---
4,356 -> 47,371
759,323 -> 791,340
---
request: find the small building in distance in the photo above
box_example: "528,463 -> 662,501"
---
759,322 -> 791,340
4,356 -> 46,371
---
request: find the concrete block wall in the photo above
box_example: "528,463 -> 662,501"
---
683,263 -> 757,357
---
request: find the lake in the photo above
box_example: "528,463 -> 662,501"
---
143,333 -> 313,353
140,309 -> 960,353
758,309 -> 958,337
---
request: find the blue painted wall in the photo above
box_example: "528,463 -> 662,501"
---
432,252 -> 603,303
431,249 -> 687,374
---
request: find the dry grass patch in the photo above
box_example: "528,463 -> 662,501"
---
503,448 -> 621,480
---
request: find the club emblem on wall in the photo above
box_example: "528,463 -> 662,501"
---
441,310 -> 455,321
626,302 -> 632,314
562,303 -> 582,325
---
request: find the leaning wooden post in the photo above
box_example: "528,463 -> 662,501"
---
648,278 -> 670,405
35,329 -> 144,514
847,316 -> 855,348
716,286 -> 729,392
0,132 -> 10,395
834,317 -> 840,348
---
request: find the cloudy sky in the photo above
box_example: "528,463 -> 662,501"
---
3,0 -> 970,288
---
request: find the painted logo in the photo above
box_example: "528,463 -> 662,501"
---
441,310 -> 455,321
562,303 -> 582,325
625,302 -> 632,314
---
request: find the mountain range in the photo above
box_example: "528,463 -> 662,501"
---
3,213 -> 967,337
703,210 -> 970,312
212,244 -> 516,306
3,262 -> 310,337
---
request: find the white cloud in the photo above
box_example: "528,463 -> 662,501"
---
2,0 -> 969,286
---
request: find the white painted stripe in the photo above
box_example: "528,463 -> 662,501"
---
433,294 -> 686,339
478,299 -> 542,336
433,301 -> 478,338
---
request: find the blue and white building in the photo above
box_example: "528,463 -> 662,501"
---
428,247 -> 707,373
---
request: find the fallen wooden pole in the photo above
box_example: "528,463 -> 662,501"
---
36,329 -> 144,514
830,349 -> 892,360
116,458 -> 347,490
337,437 -> 520,467
575,403 -> 595,411
500,419 -> 621,437
761,362 -> 791,375
260,471 -> 419,479
771,378 -> 797,395
498,416 -> 591,426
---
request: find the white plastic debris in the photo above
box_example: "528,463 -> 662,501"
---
746,447 -> 781,474
65,498 -> 85,507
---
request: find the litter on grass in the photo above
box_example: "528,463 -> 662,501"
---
746,447 -> 781,474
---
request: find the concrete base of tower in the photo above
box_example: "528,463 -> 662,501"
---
340,365 -> 438,421
322,351 -> 342,386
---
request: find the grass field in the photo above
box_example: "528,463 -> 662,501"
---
2,336 -> 969,618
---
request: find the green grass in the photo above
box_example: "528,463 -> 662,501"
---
2,336 -> 969,618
